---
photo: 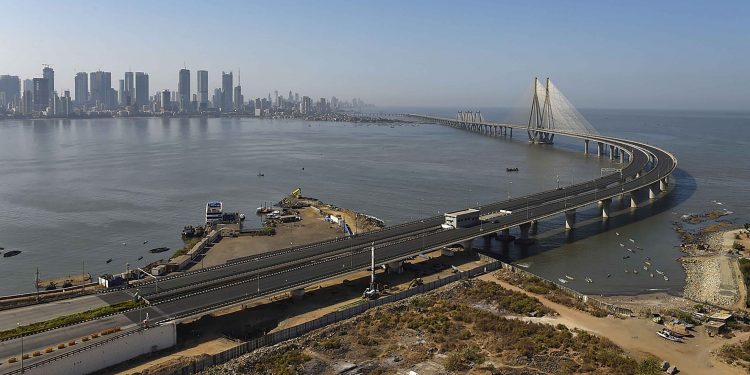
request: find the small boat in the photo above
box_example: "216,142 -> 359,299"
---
506,167 -> 519,172
3,250 -> 21,258
0,247 -> 4,250
650,273 -> 654,277
607,273 -> 611,278
149,247 -> 170,253
627,248 -> 635,253
143,240 -> 148,244
633,269 -> 638,274
624,269 -> 629,273
623,255 -> 630,259
565,275 -> 574,280
585,277 -> 593,283
656,329 -> 684,342
643,265 -> 648,270
636,246 -> 643,250
615,232 -> 620,236
106,258 -> 113,264
516,263 -> 531,269
619,243 -> 625,247
629,238 -> 635,243
122,242 -> 127,246
137,256 -> 144,261
644,261 -> 652,266
664,275 -> 669,281
239,213 -> 246,221
257,172 -> 265,177
557,278 -> 569,284
656,269 -> 664,275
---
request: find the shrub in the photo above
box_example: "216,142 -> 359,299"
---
319,338 -> 341,350
32,351 -> 41,357
57,344 -> 65,349
637,357 -> 661,375
8,357 -> 17,363
45,347 -> 54,353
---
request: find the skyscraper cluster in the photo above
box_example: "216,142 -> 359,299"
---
0,64 -> 370,118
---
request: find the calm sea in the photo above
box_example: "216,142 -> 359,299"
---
0,109 -> 747,295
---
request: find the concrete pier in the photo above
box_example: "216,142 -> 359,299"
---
459,240 -> 473,251
600,198 -> 612,218
597,142 -> 604,157
564,209 -> 576,230
660,176 -> 668,191
496,228 -> 515,242
530,220 -> 538,234
515,222 -> 534,244
609,144 -> 615,160
630,191 -> 639,208
649,183 -> 660,199
584,139 -> 589,155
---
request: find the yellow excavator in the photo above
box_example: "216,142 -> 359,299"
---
291,187 -> 302,199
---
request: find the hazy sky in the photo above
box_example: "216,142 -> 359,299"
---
1,0 -> 747,109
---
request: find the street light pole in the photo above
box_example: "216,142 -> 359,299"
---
17,322 -> 23,373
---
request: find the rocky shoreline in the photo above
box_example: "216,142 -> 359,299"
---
673,210 -> 746,309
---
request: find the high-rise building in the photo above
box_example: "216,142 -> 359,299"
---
32,78 -> 50,111
273,90 -> 279,108
74,72 -> 88,105
0,75 -> 20,109
22,90 -> 33,115
288,91 -> 293,103
89,71 -> 112,108
197,70 -> 208,109
124,72 -> 134,106
135,72 -> 149,109
42,66 -> 54,107
212,88 -> 222,109
300,96 -> 312,114
161,90 -> 171,112
178,68 -> 190,112
234,85 -> 243,111
118,79 -> 126,106
23,79 -> 33,94
221,71 -> 233,112
294,93 -> 299,103
61,90 -> 72,116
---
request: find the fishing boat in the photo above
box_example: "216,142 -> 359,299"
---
623,255 -> 630,259
607,273 -> 612,278
137,256 -> 144,261
664,275 -> 669,281
633,269 -> 638,274
106,258 -> 113,264
3,250 -> 21,258
636,246 -> 643,250
257,172 -> 265,177
643,265 -> 648,270
256,202 -> 274,214
656,329 -> 684,342
615,232 -> 620,236
624,269 -> 629,273
619,243 -> 625,247
206,201 -> 224,223
565,275 -> 574,280
627,248 -> 635,253
650,273 -> 654,277
656,269 -> 664,275
557,278 -> 569,284
585,277 -> 593,283
629,238 -> 635,243
644,261 -> 652,266
149,247 -> 170,253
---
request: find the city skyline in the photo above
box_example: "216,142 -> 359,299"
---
0,0 -> 748,110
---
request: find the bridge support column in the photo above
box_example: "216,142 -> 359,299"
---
497,228 -> 515,242
609,145 -> 615,160
459,240 -> 473,252
530,220 -> 538,234
600,199 -> 612,219
630,190 -> 639,208
387,260 -> 404,274
291,288 -> 305,299
515,223 -> 534,244
597,142 -> 604,158
510,128 -> 512,138
584,139 -> 589,155
564,209 -> 576,230
649,183 -> 660,199
660,176 -> 668,191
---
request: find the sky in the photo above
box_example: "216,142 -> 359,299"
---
0,0 -> 748,110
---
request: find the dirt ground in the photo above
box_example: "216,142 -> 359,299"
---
190,207 -> 346,269
480,273 -> 750,375
113,338 -> 238,375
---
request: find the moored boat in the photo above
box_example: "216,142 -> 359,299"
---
557,278 -> 568,284
3,250 -> 21,258
565,275 -> 574,280
585,277 -> 593,283
149,247 -> 170,253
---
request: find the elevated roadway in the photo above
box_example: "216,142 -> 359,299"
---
1,115 -> 677,374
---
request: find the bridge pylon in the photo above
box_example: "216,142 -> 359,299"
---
527,77 -> 555,144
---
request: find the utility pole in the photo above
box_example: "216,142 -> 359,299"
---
35,268 -> 39,302
82,260 -> 85,295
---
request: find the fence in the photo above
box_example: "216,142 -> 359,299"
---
172,258 -> 502,374
498,262 -> 634,317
